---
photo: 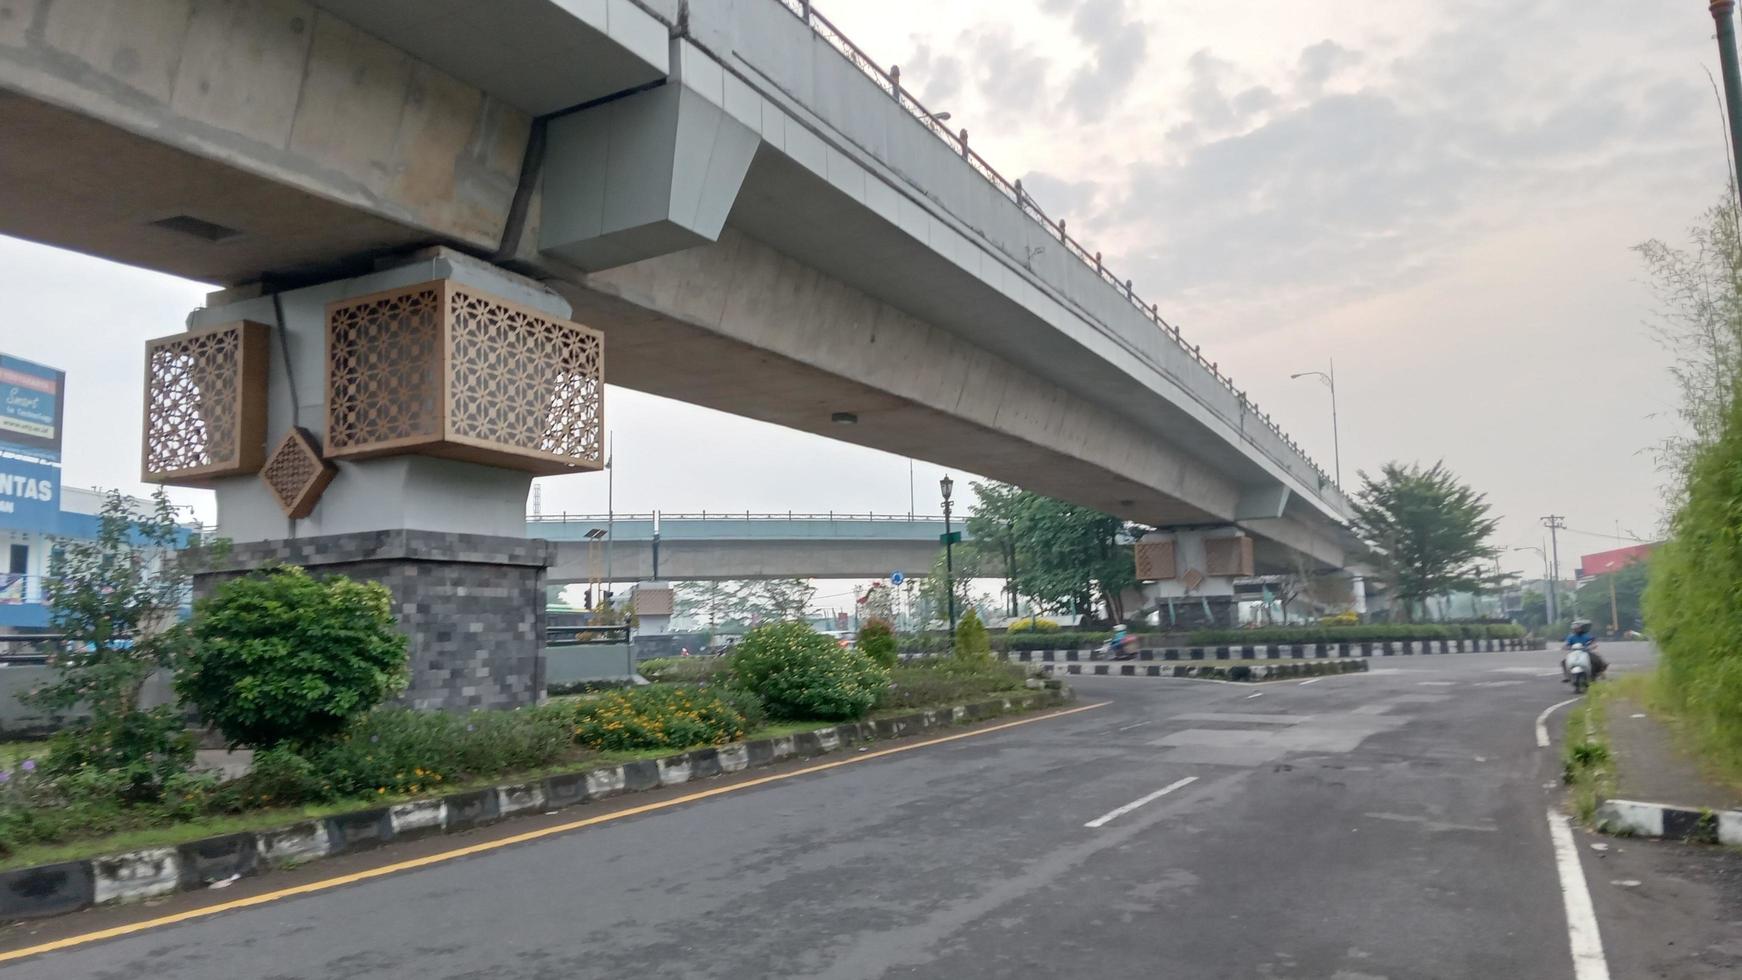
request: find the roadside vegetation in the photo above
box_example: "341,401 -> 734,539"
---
1563,685 -> 1617,824
0,513 -> 1038,869
1638,195 -> 1742,788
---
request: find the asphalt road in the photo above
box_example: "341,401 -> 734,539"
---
7,642 -> 1735,979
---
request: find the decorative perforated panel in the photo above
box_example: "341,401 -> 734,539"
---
324,280 -> 602,475
142,321 -> 269,485
1204,537 -> 1255,578
1134,539 -> 1177,581
261,427 -> 337,519
326,285 -> 443,455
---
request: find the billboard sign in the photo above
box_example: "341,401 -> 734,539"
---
0,354 -> 65,461
0,455 -> 59,532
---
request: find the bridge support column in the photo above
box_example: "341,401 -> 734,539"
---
1134,529 -> 1254,630
145,249 -> 603,710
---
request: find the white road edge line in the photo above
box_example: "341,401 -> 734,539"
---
1116,720 -> 1154,732
1085,777 -> 1199,829
1547,809 -> 1611,980
1245,691 -> 1264,699
1536,697 -> 1580,748
1298,677 -> 1324,686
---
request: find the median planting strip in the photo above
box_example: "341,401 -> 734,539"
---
1000,637 -> 1541,665
1037,659 -> 1369,682
0,686 -> 1074,922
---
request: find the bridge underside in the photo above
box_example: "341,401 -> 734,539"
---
0,0 -> 1351,579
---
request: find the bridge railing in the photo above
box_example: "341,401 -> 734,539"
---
768,0 -> 1342,508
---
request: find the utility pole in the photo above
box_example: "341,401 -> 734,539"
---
1542,515 -> 1565,626
1712,1 -> 1742,206
1006,518 -> 1018,618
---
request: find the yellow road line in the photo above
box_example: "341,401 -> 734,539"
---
1,700 -> 1110,964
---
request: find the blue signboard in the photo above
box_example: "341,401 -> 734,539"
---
0,353 -> 65,462
0,456 -> 59,532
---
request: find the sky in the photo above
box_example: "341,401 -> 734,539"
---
0,0 -> 1727,578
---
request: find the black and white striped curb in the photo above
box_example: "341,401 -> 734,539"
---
1595,799 -> 1742,845
1001,637 -> 1541,664
0,686 -> 1073,922
1038,660 -> 1368,682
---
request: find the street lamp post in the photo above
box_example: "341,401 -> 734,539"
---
941,475 -> 957,636
1290,359 -> 1342,488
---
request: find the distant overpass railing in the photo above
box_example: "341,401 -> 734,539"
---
770,0 -> 1340,506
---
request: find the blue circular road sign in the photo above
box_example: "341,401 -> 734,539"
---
890,571 -> 905,585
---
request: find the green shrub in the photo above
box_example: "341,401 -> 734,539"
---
302,706 -> 572,799
638,656 -> 727,684
567,685 -> 750,751
729,622 -> 888,721
877,658 -> 1027,710
1007,617 -> 1060,633
38,706 -> 195,805
953,608 -> 993,662
180,566 -> 408,749
856,619 -> 900,669
999,630 -> 1112,651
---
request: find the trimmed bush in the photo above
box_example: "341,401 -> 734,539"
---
999,630 -> 1113,651
297,707 -> 572,799
878,658 -> 1028,710
638,656 -> 727,684
1007,617 -> 1061,633
180,566 -> 408,749
856,619 -> 900,669
728,622 -> 888,721
954,608 -> 993,662
567,685 -> 750,751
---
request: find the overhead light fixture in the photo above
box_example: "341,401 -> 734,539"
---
831,412 -> 858,425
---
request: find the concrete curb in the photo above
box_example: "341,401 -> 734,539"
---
0,685 -> 1074,922
999,637 -> 1541,664
1037,660 -> 1369,682
1594,798 -> 1742,846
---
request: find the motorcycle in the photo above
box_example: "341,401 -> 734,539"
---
1564,642 -> 1599,694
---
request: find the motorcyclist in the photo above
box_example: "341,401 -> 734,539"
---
1104,624 -> 1135,659
1561,619 -> 1607,682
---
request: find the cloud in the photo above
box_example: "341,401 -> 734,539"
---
964,27 -> 1053,119
1046,0 -> 1150,120
1296,40 -> 1361,97
903,39 -> 965,106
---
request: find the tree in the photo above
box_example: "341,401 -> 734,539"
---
30,489 -> 212,799
967,482 -> 1145,624
1634,195 -> 1742,496
671,579 -> 817,629
1348,462 -> 1500,621
732,579 -> 816,624
919,547 -> 984,626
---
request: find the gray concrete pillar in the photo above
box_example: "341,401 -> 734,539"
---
151,249 -> 602,711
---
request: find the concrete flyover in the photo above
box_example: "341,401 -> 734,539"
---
0,0 -> 1354,573
535,512 -> 972,582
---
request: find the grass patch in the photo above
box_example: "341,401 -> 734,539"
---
1563,686 -> 1616,824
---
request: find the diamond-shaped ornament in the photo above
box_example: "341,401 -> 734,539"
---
261,427 -> 337,519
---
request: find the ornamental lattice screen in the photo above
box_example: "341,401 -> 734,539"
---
141,321 -> 269,485
325,280 -> 603,474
